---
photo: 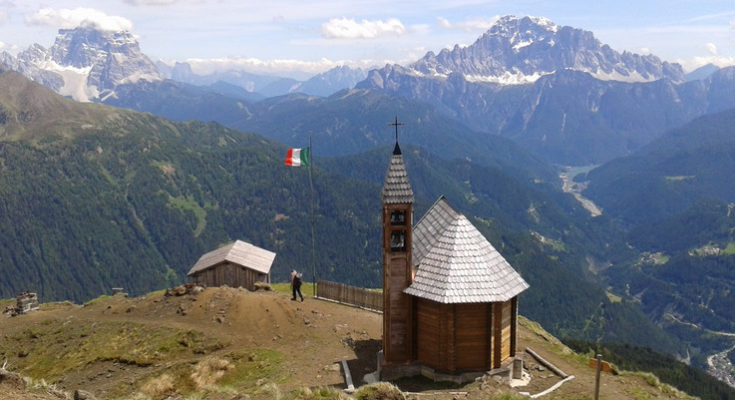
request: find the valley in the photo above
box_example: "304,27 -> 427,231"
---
558,166 -> 602,217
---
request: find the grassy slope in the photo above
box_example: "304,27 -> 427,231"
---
0,288 -> 704,400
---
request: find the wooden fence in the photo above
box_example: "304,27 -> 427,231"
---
316,280 -> 382,311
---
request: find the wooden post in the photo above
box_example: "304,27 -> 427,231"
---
594,353 -> 602,400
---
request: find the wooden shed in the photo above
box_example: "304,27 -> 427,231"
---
381,141 -> 528,378
187,240 -> 275,290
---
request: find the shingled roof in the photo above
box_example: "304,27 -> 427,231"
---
381,143 -> 414,204
187,240 -> 276,276
404,197 -> 529,304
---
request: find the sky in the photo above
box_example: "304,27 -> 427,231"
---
1,0 -> 734,79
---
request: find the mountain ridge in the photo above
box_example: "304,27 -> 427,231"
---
409,15 -> 683,84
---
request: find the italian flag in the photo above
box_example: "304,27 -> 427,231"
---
285,147 -> 310,167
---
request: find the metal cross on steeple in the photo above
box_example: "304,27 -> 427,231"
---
388,115 -> 406,151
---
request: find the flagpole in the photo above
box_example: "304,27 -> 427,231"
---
308,131 -> 316,297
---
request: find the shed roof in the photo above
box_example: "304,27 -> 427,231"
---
404,197 -> 529,304
187,240 -> 276,276
381,143 -> 414,204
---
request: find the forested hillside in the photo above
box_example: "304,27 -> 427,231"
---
580,107 -> 735,369
0,70 -> 683,358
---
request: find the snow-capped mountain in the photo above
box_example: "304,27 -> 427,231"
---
2,26 -> 161,102
409,15 -> 683,84
356,16 -> 735,165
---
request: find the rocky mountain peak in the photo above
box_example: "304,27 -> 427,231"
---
410,15 -> 683,84
3,25 -> 161,102
49,27 -> 139,69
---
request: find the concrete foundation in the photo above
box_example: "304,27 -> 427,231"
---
377,350 -> 513,385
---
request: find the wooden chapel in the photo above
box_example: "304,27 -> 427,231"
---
380,134 -> 529,379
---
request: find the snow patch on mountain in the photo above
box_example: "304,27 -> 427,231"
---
465,70 -> 551,85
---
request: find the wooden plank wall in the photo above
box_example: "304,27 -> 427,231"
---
192,263 -> 268,291
316,280 -> 382,311
501,300 -> 512,361
416,298 -> 441,368
385,257 -> 412,362
455,303 -> 489,370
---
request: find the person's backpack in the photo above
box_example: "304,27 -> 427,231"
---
294,273 -> 302,285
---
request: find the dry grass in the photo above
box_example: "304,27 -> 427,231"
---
190,358 -> 234,389
353,382 -> 405,400
140,373 -> 176,399
287,386 -> 352,400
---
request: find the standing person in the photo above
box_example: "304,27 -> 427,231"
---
291,272 -> 304,302
290,270 -> 304,301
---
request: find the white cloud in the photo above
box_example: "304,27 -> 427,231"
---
321,17 -> 405,39
25,7 -> 133,32
437,16 -> 498,32
677,54 -> 735,72
174,56 -> 382,79
705,42 -> 718,55
639,47 -> 651,55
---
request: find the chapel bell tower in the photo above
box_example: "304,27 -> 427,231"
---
381,117 -> 414,364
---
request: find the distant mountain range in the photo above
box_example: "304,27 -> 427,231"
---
161,62 -> 367,98
358,16 -> 735,164
0,27 -> 365,101
5,16 -> 735,166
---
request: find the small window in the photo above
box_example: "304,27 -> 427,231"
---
390,230 -> 406,251
390,210 -> 406,225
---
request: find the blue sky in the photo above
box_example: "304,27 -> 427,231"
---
1,0 -> 734,78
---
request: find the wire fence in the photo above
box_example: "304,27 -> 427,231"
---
316,280 -> 382,311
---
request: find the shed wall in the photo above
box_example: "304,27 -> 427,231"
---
191,262 -> 268,290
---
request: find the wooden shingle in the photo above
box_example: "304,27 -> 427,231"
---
187,240 -> 276,276
405,197 -> 529,304
381,144 -> 415,204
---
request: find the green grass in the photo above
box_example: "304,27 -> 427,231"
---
0,320 -> 224,381
271,282 -> 316,297
723,242 -> 735,255
83,294 -> 112,306
605,291 -> 622,303
215,349 -> 288,394
166,195 -> 208,237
